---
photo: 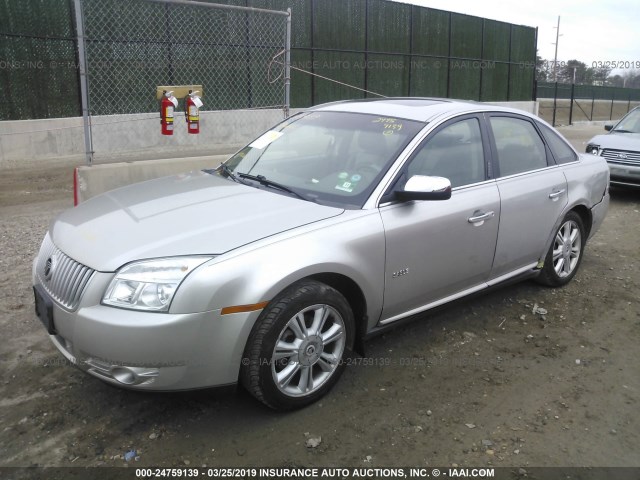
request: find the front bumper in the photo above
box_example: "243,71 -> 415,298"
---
608,163 -> 640,187
33,265 -> 261,391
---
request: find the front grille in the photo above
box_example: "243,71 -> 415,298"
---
36,234 -> 95,310
602,149 -> 640,166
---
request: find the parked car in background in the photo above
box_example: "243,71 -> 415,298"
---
586,106 -> 640,187
33,98 -> 610,410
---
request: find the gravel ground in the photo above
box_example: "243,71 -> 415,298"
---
0,125 -> 639,470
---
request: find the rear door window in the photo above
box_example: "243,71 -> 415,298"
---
490,116 -> 548,177
538,124 -> 578,164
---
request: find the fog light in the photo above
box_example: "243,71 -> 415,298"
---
85,358 -> 160,386
111,367 -> 137,385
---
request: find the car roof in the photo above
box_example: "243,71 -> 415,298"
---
309,97 -> 533,123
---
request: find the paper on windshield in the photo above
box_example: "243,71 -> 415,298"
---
249,130 -> 283,150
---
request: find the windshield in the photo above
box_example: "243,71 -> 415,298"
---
221,111 -> 425,208
613,108 -> 640,133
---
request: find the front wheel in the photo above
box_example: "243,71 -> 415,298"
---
537,211 -> 585,287
241,280 -> 354,410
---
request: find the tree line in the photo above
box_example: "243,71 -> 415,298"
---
536,56 -> 640,88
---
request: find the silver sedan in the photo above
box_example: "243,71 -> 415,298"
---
33,98 -> 610,410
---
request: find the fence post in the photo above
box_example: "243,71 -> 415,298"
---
532,27 -> 538,101
407,6 -> 414,96
363,0 -> 369,97
568,83 -> 575,125
310,0 -> 315,105
552,82 -> 558,127
590,91 -> 594,121
284,8 -> 291,117
610,90 -> 614,120
73,0 -> 93,166
628,93 -> 631,113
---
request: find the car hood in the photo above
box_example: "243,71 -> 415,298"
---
588,132 -> 640,150
51,171 -> 344,271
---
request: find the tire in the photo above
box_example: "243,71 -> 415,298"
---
536,211 -> 585,287
241,280 -> 355,410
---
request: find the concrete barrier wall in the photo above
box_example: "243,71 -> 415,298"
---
75,154 -> 230,204
0,108 -> 291,168
0,117 -> 86,168
89,109 -> 289,162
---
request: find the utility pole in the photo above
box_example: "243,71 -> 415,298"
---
552,16 -> 561,82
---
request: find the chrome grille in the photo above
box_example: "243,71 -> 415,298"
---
36,234 -> 95,310
602,149 -> 640,166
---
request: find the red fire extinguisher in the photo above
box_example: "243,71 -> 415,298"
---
184,90 -> 203,134
160,90 -> 178,136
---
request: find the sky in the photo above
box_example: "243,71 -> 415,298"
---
392,0 -> 640,74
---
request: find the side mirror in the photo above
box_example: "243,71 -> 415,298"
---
604,124 -> 613,132
396,175 -> 452,201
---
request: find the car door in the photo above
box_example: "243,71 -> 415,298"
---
378,115 -> 501,324
487,114 -> 568,280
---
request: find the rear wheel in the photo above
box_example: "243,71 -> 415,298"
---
537,211 -> 585,287
241,280 -> 354,410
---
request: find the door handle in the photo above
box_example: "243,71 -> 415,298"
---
468,211 -> 495,224
548,189 -> 565,199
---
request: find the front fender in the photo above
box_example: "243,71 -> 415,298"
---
170,210 -> 386,327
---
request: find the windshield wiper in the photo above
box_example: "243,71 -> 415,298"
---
237,173 -> 309,202
612,129 -> 634,133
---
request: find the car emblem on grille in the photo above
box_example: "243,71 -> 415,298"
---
44,256 -> 56,282
618,153 -> 628,159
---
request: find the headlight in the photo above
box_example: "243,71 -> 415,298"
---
103,257 -> 211,312
586,144 -> 600,155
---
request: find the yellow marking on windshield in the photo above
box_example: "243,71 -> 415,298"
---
373,117 -> 403,135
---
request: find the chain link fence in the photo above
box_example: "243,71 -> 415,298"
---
537,81 -> 640,126
76,0 -> 290,163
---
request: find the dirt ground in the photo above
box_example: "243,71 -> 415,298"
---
0,125 -> 638,470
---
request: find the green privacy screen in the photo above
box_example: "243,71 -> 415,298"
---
0,0 -> 537,119
292,1 -> 536,106
0,0 -> 80,119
